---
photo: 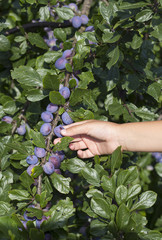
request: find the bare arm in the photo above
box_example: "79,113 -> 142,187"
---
54,120 -> 162,158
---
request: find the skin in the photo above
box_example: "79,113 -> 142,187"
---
53,120 -> 162,159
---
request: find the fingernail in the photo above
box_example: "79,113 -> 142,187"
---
61,129 -> 66,135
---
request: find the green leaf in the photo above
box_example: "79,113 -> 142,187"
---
50,172 -> 71,194
27,207 -> 43,219
53,136 -> 73,151
150,24 -> 162,41
91,197 -> 111,219
107,46 -> 120,70
3,101 -> 16,114
78,71 -> 95,89
131,34 -> 143,49
9,189 -> 31,201
111,146 -> 122,173
117,166 -> 139,186
155,163 -> 162,177
86,189 -> 103,199
29,129 -> 46,148
31,165 -> 43,178
139,230 -> 162,240
115,185 -> 127,205
135,9 -> 153,22
4,142 -> 28,155
49,91 -> 66,105
106,66 -> 119,91
55,7 -> 74,20
39,6 -> 50,21
11,66 -> 42,87
135,107 -> 157,121
19,171 -> 34,193
127,184 -> 141,201
119,2 -> 149,10
43,73 -> 60,91
68,108 -> 94,122
26,89 -> 48,102
29,228 -> 44,240
54,28 -> 66,42
65,63 -> 73,72
0,35 -> 10,52
147,82 -> 161,101
81,166 -> 100,187
43,51 -> 62,63
0,202 -> 14,216
102,31 -> 121,43
73,54 -> 84,70
28,32 -> 48,50
99,2 -> 118,24
61,157 -> 86,173
131,191 -> 157,211
101,174 -> 116,196
116,203 -> 130,230
90,219 -> 107,237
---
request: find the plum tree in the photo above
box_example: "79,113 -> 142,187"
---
43,162 -> 55,175
0,0 -> 161,239
40,123 -> 52,136
59,87 -> 70,99
61,111 -> 73,125
34,147 -> 46,158
26,155 -> 38,165
41,111 -> 53,123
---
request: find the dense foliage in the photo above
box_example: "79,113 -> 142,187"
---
0,0 -> 162,239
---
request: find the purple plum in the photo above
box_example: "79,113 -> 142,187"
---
17,124 -> 26,135
26,155 -> 38,165
49,155 -> 61,169
53,150 -> 65,161
59,86 -> 70,99
81,15 -> 89,25
43,162 -> 55,175
71,16 -> 82,28
62,49 -> 73,59
41,111 -> 53,123
85,26 -> 94,32
46,103 -> 58,113
40,123 -> 52,136
27,164 -> 35,175
34,147 -> 46,158
55,57 -> 68,70
61,111 -> 73,125
54,169 -> 61,174
1,116 -> 13,124
69,3 -> 78,12
54,124 -> 64,138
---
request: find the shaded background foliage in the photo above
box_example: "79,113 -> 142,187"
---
0,0 -> 162,239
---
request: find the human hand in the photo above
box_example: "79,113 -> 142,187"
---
53,120 -> 122,158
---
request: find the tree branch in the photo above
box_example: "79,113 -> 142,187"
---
4,21 -> 72,36
81,0 -> 93,15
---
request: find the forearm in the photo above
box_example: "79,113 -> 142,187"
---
118,121 -> 162,152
